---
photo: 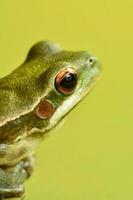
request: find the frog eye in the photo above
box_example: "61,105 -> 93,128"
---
55,68 -> 77,95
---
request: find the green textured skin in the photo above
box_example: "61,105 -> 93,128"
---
0,41 -> 101,198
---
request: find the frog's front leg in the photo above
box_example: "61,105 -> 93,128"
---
23,154 -> 35,178
0,160 -> 29,199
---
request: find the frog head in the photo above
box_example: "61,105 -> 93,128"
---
28,41 -> 102,132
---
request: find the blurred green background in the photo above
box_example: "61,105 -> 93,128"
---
0,0 -> 133,199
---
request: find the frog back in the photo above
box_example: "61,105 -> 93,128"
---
0,59 -> 47,127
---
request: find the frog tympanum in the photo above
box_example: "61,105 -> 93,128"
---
0,41 -> 101,199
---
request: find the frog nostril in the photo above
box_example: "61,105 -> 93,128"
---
89,58 -> 94,63
88,57 -> 95,67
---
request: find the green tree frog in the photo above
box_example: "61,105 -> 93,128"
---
0,41 -> 101,199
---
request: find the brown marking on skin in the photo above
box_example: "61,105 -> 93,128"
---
35,99 -> 56,119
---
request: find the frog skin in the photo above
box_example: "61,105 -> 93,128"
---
0,41 -> 101,199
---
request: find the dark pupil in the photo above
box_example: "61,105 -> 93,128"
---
60,73 -> 77,90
